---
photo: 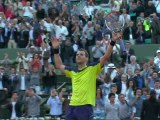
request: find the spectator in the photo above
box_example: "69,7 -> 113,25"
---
92,41 -> 105,62
130,88 -> 143,119
105,93 -> 120,120
53,19 -> 69,41
8,67 -> 18,93
47,88 -> 64,119
150,14 -> 160,44
141,90 -> 160,120
121,41 -> 135,66
23,1 -> 36,19
42,64 -> 57,94
93,88 -> 105,119
126,79 -> 135,101
124,55 -> 140,75
118,93 -> 134,120
7,91 -> 23,119
105,63 -> 118,81
119,8 -> 131,28
133,69 -> 145,89
25,87 -> 42,118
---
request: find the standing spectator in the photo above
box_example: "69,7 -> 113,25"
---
30,67 -> 41,94
53,19 -> 69,41
42,64 -> 57,94
92,41 -> 105,62
7,91 -> 22,119
93,88 -> 105,119
136,21 -> 145,44
23,1 -> 35,19
30,53 -> 42,71
100,73 -> 112,97
7,22 -> 19,48
126,80 -> 135,101
153,80 -> 160,99
130,88 -> 143,119
154,50 -> 160,71
36,4 -> 46,21
151,14 -> 160,44
141,90 -> 160,120
25,87 -> 42,118
133,69 -> 145,89
16,52 -> 29,72
145,1 -> 157,17
119,9 -> 131,28
0,88 -> 8,119
0,26 -> 5,48
62,39 -> 74,66
105,93 -> 120,120
116,73 -> 128,94
118,93 -> 134,120
121,41 -> 135,66
147,71 -> 158,89
82,21 -> 95,47
17,67 -> 30,100
8,67 -> 18,93
47,88 -> 64,119
0,53 -> 13,72
105,63 -> 118,81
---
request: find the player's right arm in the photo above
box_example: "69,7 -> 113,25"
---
51,37 -> 65,74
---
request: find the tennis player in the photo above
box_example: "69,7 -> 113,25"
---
51,32 -> 121,120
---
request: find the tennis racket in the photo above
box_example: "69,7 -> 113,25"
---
105,12 -> 126,51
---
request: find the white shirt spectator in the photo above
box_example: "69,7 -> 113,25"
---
23,6 -> 35,18
47,96 -> 63,116
11,102 -> 16,119
154,50 -> 160,69
153,0 -> 160,13
83,5 -> 95,16
53,24 -> 69,41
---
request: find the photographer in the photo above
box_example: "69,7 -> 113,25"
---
136,21 -> 145,44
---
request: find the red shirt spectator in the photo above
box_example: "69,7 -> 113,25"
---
0,4 -> 4,13
5,5 -> 16,19
36,35 -> 43,47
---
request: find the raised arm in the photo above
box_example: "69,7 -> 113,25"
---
100,32 -> 122,66
51,37 -> 65,73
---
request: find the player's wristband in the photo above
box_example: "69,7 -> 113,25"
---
110,40 -> 116,46
53,48 -> 59,54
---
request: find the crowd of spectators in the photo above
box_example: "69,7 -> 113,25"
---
0,0 -> 160,119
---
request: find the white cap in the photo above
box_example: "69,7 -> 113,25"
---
156,50 -> 160,53
107,63 -> 116,69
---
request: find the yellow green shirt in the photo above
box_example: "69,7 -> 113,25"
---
65,62 -> 103,106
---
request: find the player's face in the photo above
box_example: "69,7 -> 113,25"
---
76,51 -> 88,64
